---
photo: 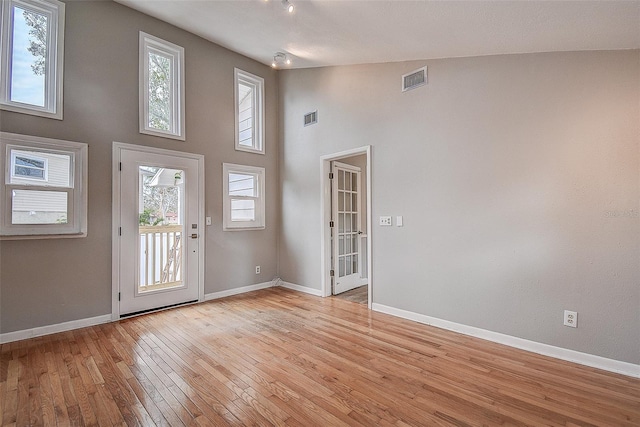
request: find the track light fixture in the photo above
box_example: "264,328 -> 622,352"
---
271,52 -> 291,68
281,0 -> 294,13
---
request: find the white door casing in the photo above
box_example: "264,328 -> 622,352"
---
112,142 -> 204,318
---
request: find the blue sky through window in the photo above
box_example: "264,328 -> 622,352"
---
10,6 -> 46,107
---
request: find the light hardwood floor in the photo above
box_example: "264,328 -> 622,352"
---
333,285 -> 368,305
1,288 -> 639,426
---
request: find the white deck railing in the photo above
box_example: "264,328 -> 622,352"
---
139,225 -> 183,290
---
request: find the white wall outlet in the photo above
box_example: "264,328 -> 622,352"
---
563,310 -> 578,328
206,216 -> 212,226
396,216 -> 403,227
379,216 -> 392,226
255,265 -> 261,274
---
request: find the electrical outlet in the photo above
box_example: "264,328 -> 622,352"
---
379,216 -> 392,226
563,310 -> 578,328
255,266 -> 261,274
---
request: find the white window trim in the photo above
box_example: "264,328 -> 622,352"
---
139,32 -> 185,141
1,132 -> 88,239
223,163 -> 265,231
0,0 -> 65,119
234,68 -> 264,154
11,150 -> 48,181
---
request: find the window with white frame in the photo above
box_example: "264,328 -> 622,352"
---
139,32 -> 185,140
234,68 -> 264,154
223,163 -> 265,230
1,132 -> 88,238
0,0 -> 65,119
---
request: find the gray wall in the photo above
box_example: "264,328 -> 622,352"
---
0,0 -> 279,333
278,50 -> 639,364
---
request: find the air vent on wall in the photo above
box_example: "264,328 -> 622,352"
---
402,66 -> 427,92
304,110 -> 318,126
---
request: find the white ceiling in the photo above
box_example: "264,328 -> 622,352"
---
115,0 -> 640,69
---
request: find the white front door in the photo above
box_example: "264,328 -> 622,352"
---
116,146 -> 202,316
332,161 -> 364,294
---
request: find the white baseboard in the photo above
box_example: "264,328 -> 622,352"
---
0,314 -> 112,344
204,281 -> 275,301
279,281 -> 323,297
372,303 -> 639,378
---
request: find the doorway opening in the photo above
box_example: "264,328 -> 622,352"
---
320,146 -> 372,308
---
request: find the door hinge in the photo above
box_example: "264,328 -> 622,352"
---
329,221 -> 334,228
118,227 -> 121,236
330,269 -> 335,277
119,162 -> 122,171
329,172 -> 334,180
118,292 -> 121,301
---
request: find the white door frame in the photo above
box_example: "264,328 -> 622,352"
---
320,145 -> 372,308
111,142 -> 205,320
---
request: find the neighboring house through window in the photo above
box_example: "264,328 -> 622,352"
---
223,163 -> 265,230
1,132 -> 88,238
139,32 -> 185,140
234,68 -> 264,154
0,0 -> 65,119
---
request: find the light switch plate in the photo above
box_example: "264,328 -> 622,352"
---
396,216 -> 403,227
206,217 -> 212,226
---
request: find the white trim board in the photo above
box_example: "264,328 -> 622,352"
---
372,303 -> 640,379
0,314 -> 111,344
205,281 -> 275,301
279,281 -> 323,297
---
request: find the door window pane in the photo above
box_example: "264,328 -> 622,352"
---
138,166 -> 184,292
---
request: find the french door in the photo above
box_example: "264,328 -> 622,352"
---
114,144 -> 203,317
331,161 -> 364,294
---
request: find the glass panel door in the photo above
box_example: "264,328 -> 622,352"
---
332,162 -> 363,294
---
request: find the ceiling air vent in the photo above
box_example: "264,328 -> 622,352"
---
304,110 -> 318,127
402,66 -> 427,92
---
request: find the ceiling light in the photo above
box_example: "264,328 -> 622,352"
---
272,52 -> 291,68
281,0 -> 294,13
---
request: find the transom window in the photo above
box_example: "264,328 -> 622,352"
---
223,163 -> 265,230
1,132 -> 87,238
139,32 -> 185,140
234,69 -> 264,154
0,0 -> 65,119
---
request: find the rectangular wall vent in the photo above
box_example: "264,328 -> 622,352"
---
402,66 -> 427,92
304,110 -> 318,126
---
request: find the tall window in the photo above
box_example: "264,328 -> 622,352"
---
234,69 -> 264,154
139,32 -> 185,140
223,163 -> 265,230
0,0 -> 65,119
1,132 -> 88,238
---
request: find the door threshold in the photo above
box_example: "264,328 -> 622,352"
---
120,299 -> 198,319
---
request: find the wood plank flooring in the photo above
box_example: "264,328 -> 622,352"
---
333,286 -> 368,305
1,287 -> 639,426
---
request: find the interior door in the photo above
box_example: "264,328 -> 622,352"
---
332,161 -> 364,294
118,148 -> 200,316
